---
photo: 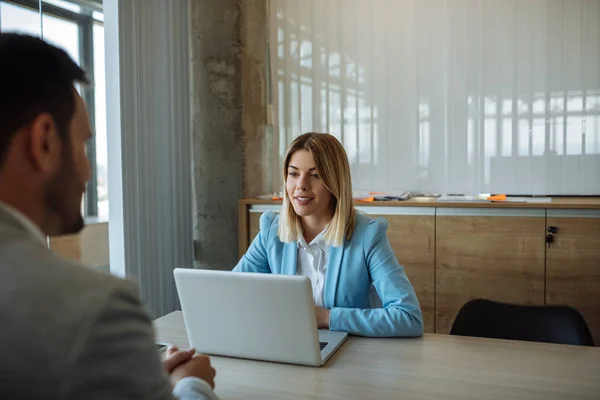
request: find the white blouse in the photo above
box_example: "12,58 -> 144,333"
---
296,230 -> 329,307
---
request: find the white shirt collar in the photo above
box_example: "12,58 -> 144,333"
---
0,202 -> 47,245
298,228 -> 328,251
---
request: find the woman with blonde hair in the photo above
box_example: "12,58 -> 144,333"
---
234,133 -> 423,337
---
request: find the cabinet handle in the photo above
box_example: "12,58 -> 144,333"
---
546,233 -> 554,249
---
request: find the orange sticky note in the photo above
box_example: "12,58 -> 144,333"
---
357,196 -> 375,202
488,194 -> 507,201
271,196 -> 283,201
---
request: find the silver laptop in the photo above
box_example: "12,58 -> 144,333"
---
173,268 -> 348,367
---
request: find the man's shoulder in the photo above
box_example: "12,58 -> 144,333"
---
0,234 -> 143,396
0,233 -> 136,320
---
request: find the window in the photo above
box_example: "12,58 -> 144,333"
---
0,0 -> 107,219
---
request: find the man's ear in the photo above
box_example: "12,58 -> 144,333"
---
28,113 -> 62,174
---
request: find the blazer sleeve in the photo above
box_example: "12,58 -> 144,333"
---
67,280 -> 218,400
329,218 -> 424,337
232,211 -> 276,273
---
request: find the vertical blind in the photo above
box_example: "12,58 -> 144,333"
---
269,0 -> 600,195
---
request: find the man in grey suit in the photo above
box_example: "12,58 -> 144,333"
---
0,33 -> 219,399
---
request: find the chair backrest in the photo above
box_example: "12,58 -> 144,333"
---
450,299 -> 595,346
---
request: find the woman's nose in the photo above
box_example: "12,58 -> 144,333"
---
296,175 -> 309,191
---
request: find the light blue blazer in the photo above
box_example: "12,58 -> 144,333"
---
234,211 -> 424,338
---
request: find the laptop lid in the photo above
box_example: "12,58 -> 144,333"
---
174,268 -> 324,366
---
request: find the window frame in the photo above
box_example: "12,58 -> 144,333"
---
1,0 -> 103,217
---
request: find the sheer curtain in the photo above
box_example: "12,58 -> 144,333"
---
269,0 -> 600,195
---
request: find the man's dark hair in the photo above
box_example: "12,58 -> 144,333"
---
0,33 -> 88,167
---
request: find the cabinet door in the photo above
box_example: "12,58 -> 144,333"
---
243,206 -> 279,255
546,210 -> 600,345
435,208 -> 546,334
249,211 -> 262,243
370,210 -> 435,333
49,234 -> 81,262
49,223 -> 110,267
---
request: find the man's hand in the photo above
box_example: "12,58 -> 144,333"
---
171,354 -> 217,389
163,345 -> 195,374
315,306 -> 330,329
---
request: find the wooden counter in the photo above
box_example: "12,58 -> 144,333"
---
239,196 -> 600,209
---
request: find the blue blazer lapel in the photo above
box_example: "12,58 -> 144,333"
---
281,242 -> 297,275
324,245 -> 344,308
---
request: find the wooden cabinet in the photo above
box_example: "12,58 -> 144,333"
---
371,212 -> 435,333
49,222 -> 110,267
435,209 -> 546,334
545,210 -> 600,345
238,206 -> 272,258
242,209 -> 267,258
49,234 -> 81,261
249,211 -> 262,243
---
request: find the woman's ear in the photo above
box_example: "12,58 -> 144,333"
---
28,113 -> 62,174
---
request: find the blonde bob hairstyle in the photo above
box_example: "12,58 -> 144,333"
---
278,132 -> 356,247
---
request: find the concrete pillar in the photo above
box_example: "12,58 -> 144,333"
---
241,0 -> 275,198
190,0 -> 270,270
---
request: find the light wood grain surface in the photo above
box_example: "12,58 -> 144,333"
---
248,212 -> 261,244
154,311 -> 600,400
435,216 -> 546,333
240,197 -> 600,209
48,234 -> 81,261
546,216 -> 600,345
375,214 -> 435,333
49,222 -> 109,267
238,202 -> 250,258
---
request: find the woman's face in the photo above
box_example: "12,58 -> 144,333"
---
285,149 -> 333,221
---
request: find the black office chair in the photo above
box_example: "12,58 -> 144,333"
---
450,298 -> 594,346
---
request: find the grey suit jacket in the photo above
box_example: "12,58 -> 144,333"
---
0,207 -> 217,400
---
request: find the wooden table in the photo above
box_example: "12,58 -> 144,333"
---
154,311 -> 600,400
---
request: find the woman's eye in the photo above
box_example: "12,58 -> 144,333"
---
311,174 -> 319,179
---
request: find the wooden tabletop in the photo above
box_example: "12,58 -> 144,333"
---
154,311 -> 600,400
240,197 -> 600,209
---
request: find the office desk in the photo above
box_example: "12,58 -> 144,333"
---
154,311 -> 600,400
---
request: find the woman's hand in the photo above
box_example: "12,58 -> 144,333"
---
315,306 -> 330,329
